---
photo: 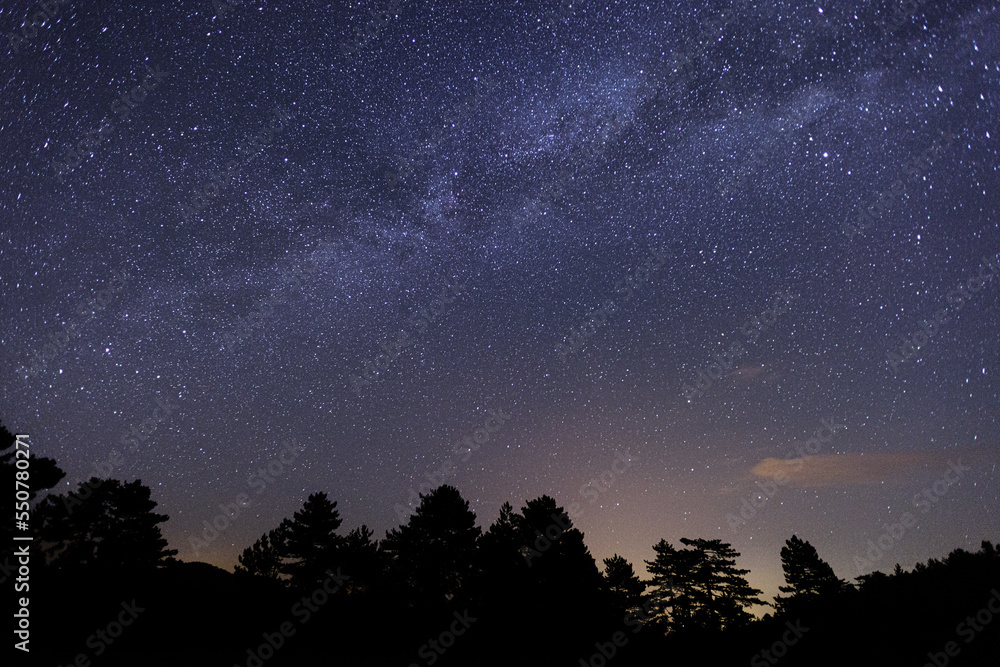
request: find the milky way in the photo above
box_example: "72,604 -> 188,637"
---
2,0 -> 998,601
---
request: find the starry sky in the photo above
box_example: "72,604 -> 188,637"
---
2,0 -> 998,604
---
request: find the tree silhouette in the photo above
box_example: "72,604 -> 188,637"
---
468,499 -> 534,641
36,477 -> 176,573
645,537 -> 765,633
381,485 -> 481,609
338,524 -> 382,596
775,535 -> 848,615
645,539 -> 697,630
514,495 -> 607,648
479,500 -> 521,565
854,569 -> 891,593
235,527 -> 285,580
276,492 -> 344,589
1,433 -> 995,666
515,496 -> 604,590
603,553 -> 646,617
0,420 -> 65,501
1,421 -> 65,583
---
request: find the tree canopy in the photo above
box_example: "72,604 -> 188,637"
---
646,537 -> 765,632
381,484 -> 481,608
37,477 -> 176,573
775,534 -> 847,614
5,418 -> 996,667
277,491 -> 344,589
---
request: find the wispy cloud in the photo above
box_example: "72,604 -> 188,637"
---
751,452 -> 948,487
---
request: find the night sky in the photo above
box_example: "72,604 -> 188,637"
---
2,0 -> 998,605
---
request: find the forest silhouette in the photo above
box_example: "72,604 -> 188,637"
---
3,421 -> 998,666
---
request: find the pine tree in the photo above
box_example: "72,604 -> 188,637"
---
645,537 -> 765,632
645,539 -> 695,630
513,494 -> 607,635
277,492 -> 344,589
473,501 -> 525,599
235,528 -> 285,579
480,501 -> 520,560
37,478 -> 176,573
603,554 -> 645,616
339,524 -> 381,595
514,496 -> 604,589
382,485 -> 481,608
775,535 -> 846,614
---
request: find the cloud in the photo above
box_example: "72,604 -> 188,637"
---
750,451 -> 946,487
